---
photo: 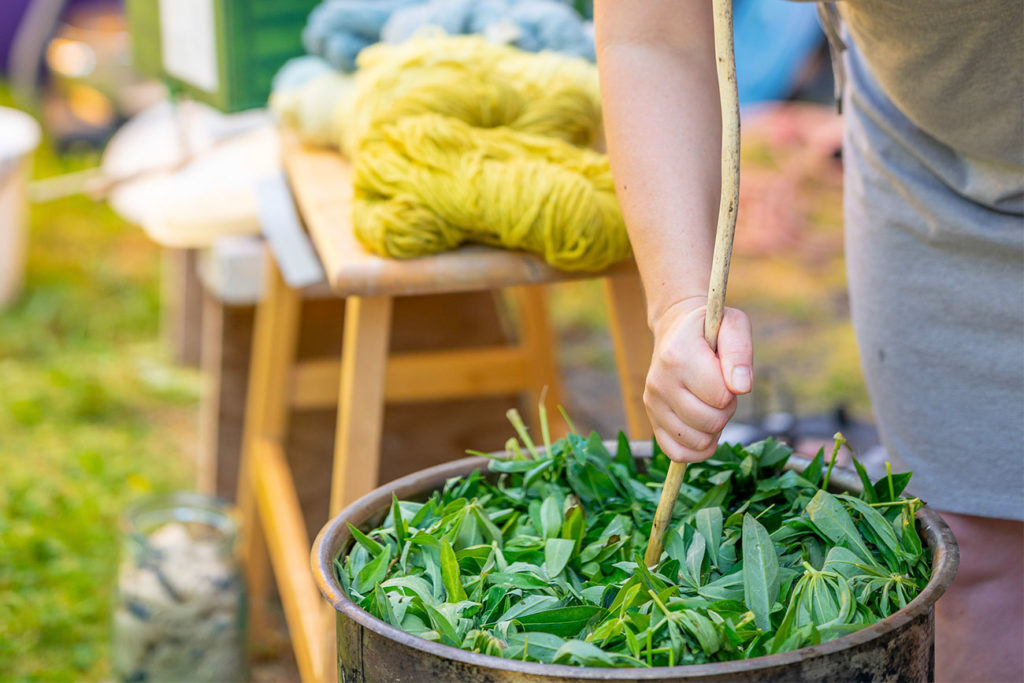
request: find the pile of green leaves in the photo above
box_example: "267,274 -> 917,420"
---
335,412 -> 931,668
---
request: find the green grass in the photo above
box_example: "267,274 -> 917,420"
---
0,123 -> 199,681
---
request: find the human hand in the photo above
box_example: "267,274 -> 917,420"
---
645,297 -> 753,463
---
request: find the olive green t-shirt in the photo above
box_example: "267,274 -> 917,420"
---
837,0 -> 1023,168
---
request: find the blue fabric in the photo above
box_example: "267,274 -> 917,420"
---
734,0 -> 823,104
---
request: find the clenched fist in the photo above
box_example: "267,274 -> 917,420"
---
645,297 -> 753,463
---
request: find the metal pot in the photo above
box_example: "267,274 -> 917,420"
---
313,443 -> 958,682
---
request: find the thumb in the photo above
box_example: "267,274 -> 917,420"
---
716,307 -> 753,395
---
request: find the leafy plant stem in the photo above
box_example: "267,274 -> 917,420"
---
822,432 -> 847,491
507,409 -> 539,459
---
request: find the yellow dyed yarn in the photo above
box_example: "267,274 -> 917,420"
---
342,35 -> 631,272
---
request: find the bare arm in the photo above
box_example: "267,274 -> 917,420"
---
595,0 -> 753,463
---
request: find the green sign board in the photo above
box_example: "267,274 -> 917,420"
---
125,0 -> 318,112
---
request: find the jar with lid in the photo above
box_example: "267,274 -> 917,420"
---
112,492 -> 246,682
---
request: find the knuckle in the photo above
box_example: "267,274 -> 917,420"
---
693,432 -> 716,452
706,413 -> 729,434
653,429 -> 683,460
659,346 -> 686,370
709,389 -> 732,410
642,386 -> 658,411
724,398 -> 738,419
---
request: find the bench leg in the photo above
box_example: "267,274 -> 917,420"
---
197,290 -> 225,496
603,273 -> 654,441
510,284 -> 566,437
237,255 -> 301,654
329,295 -> 393,515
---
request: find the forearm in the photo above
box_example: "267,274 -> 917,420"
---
595,2 -> 721,328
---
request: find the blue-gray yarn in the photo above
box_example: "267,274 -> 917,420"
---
303,0 -> 419,71
271,55 -> 336,92
303,0 -> 594,72
383,0 -> 478,40
504,2 -> 594,60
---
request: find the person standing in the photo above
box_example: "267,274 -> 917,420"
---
593,2 -> 1024,680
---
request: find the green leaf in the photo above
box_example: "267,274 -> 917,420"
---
440,539 -> 467,602
408,497 -> 434,527
523,459 -> 554,492
586,432 -> 613,463
381,575 -> 436,606
472,505 -> 504,548
685,530 -> 707,587
823,546 -> 884,580
873,471 -> 911,503
487,571 -> 552,590
566,459 -> 619,507
506,632 -> 566,663
742,514 -> 780,632
493,595 -> 560,624
747,438 -> 793,468
489,458 -> 543,473
540,495 -> 562,538
561,505 -> 585,551
517,605 -> 605,637
391,495 -> 408,548
806,490 -> 874,564
608,576 -> 645,613
678,609 -> 721,655
838,494 -> 902,563
665,527 -> 687,568
544,537 -> 575,578
698,570 -> 745,602
454,505 -> 482,549
850,457 -> 878,503
421,549 -> 444,602
614,431 -> 637,474
691,482 -> 731,515
355,545 -> 391,595
348,523 -> 385,556
371,585 -> 398,625
554,638 -> 615,666
423,602 -> 460,646
899,505 -> 924,559
771,583 -> 802,653
696,507 -> 723,567
802,448 -> 826,487
634,555 -> 669,594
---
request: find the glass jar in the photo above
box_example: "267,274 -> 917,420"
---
112,492 -> 247,682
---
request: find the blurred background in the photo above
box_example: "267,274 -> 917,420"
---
0,1 -> 871,680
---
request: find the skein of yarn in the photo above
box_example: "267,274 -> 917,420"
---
338,34 -> 604,155
354,113 -> 628,271
275,35 -> 632,272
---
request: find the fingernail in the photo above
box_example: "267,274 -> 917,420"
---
732,366 -> 752,393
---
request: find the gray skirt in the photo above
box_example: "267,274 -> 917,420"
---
841,40 -> 1024,520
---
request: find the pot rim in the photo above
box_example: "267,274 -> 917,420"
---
312,443 -> 959,679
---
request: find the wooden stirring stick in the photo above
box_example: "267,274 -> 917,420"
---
643,0 -> 741,568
